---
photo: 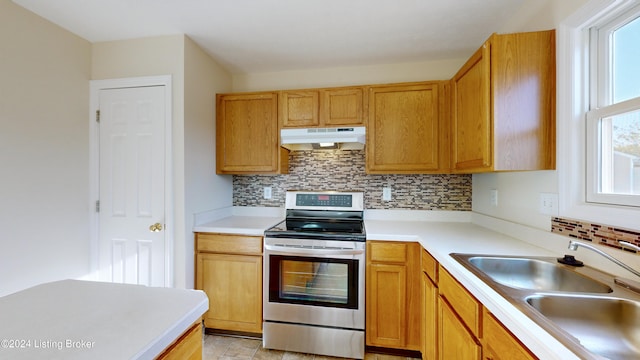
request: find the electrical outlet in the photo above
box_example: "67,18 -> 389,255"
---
263,187 -> 272,199
490,189 -> 498,207
382,187 -> 392,201
539,193 -> 559,216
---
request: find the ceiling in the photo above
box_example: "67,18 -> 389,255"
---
12,0 -> 527,74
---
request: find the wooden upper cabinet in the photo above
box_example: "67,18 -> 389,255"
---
216,92 -> 289,174
321,87 -> 365,126
451,45 -> 491,171
280,86 -> 365,128
367,81 -> 450,174
280,90 -> 320,127
452,30 -> 556,173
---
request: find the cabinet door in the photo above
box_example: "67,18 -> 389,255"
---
196,252 -> 262,333
157,323 -> 202,360
366,241 -> 421,350
367,82 -> 445,174
366,262 -> 407,347
280,90 -> 319,128
439,267 -> 482,336
216,92 -> 287,174
451,43 -> 492,172
321,87 -> 364,126
482,308 -> 536,360
492,31 -> 556,171
422,273 -> 438,360
439,297 -> 481,360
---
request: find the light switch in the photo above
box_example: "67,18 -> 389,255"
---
490,189 -> 498,207
539,193 -> 559,216
382,187 -> 392,201
263,187 -> 272,199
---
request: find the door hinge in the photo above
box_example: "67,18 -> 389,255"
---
96,110 -> 100,123
95,200 -> 100,213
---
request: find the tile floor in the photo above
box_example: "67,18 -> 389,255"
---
203,334 -> 419,360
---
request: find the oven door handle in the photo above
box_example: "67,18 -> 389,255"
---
264,244 -> 365,256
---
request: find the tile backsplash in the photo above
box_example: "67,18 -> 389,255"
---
552,217 -> 640,254
233,150 -> 472,210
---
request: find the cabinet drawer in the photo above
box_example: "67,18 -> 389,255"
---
439,266 -> 482,337
421,248 -> 438,283
368,241 -> 408,263
196,233 -> 263,255
482,308 -> 536,360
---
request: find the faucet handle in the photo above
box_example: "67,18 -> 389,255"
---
619,241 -> 640,252
557,254 -> 584,267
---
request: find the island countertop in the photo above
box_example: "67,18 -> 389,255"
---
0,279 -> 208,360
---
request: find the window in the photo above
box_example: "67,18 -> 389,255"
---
586,4 -> 640,207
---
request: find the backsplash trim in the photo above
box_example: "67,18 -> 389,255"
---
552,217 -> 640,255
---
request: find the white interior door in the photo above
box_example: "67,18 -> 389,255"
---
98,86 -> 166,287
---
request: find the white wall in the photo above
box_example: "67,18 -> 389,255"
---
472,0 -> 590,231
232,58 -> 465,92
183,36 -> 232,289
0,0 -> 92,296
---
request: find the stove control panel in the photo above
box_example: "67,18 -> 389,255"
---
296,194 -> 352,207
285,191 -> 364,211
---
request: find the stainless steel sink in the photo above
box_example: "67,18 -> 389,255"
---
526,294 -> 640,360
467,256 -> 612,293
451,253 -> 640,360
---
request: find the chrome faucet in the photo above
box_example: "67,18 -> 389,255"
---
568,240 -> 640,279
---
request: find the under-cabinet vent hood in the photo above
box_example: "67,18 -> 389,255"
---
280,127 -> 366,151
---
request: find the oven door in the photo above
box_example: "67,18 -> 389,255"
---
263,237 -> 365,330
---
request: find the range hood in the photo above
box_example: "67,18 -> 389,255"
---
280,127 -> 366,151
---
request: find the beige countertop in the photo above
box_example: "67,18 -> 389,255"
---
193,215 -> 282,236
193,210 -> 588,359
364,219 -> 579,360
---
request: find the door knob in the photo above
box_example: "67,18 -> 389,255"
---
149,223 -> 163,232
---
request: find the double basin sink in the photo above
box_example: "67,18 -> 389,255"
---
451,253 -> 640,360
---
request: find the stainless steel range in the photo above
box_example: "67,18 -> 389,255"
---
263,190 -> 365,359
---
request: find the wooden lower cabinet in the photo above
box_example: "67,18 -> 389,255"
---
417,251 -> 536,360
195,233 -> 263,334
439,298 -> 482,360
421,250 -> 439,360
157,322 -> 202,360
482,308 -> 537,360
366,241 -> 421,350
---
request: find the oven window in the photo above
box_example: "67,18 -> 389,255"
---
269,255 -> 358,309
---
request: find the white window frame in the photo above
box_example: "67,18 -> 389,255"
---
586,99 -> 640,206
558,0 -> 640,230
585,3 -> 640,207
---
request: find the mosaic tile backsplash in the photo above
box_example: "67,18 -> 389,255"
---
552,217 -> 640,254
233,150 -> 472,210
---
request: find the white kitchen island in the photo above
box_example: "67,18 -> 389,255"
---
0,279 -> 208,360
